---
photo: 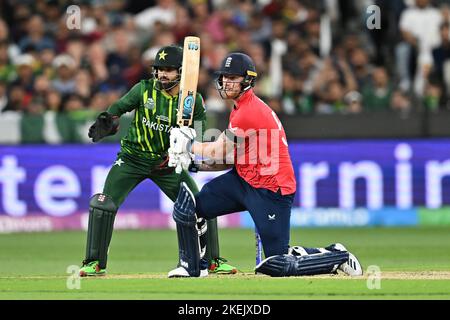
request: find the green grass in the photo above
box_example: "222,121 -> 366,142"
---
1,227 -> 450,300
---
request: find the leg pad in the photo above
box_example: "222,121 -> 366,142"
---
255,251 -> 349,277
85,193 -> 118,269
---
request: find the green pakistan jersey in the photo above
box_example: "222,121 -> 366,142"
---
107,79 -> 206,159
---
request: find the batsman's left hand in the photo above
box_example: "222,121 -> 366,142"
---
170,127 -> 196,154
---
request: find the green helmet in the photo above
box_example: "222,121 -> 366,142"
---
152,45 -> 183,91
153,45 -> 183,69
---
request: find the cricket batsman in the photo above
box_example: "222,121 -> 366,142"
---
167,53 -> 363,277
79,45 -> 237,276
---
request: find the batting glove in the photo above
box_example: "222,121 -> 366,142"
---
170,127 -> 196,154
168,148 -> 194,174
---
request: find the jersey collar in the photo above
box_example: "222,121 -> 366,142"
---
234,89 -> 254,110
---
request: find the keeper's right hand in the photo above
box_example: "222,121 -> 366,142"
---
88,112 -> 120,142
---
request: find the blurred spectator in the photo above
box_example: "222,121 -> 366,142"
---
105,90 -> 122,107
26,97 -> 45,115
248,10 -> 272,44
391,89 -> 412,114
304,14 -> 321,56
0,18 -> 9,42
0,18 -> 21,62
172,6 -> 194,43
344,91 -> 363,114
45,89 -> 62,112
313,57 -> 358,113
89,92 -> 108,112
295,48 -> 322,96
33,75 -> 51,98
367,0 -> 397,67
105,28 -> 131,68
0,40 -> 16,83
423,81 -> 442,111
122,46 -> 144,88
12,54 -> 36,93
282,63 -> 316,116
316,80 -> 347,114
349,47 -> 373,90
87,42 -> 109,82
134,0 -> 177,31
98,66 -> 127,94
396,0 -> 442,95
51,54 -> 76,95
0,80 -> 7,112
190,0 -> 226,42
197,67 -> 210,97
9,4 -> 32,43
65,35 -> 86,70
267,96 -> 282,113
63,94 -> 85,113
18,15 -> 55,52
5,85 -> 27,112
362,67 -> 394,111
40,0 -> 61,36
281,71 -> 299,115
431,22 -> 450,100
75,70 -> 93,100
39,47 -> 56,79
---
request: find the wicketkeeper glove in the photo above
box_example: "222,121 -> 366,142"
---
88,112 -> 120,143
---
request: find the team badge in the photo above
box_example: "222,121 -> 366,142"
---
144,97 -> 155,110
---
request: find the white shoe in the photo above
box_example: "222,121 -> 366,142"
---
168,266 -> 208,278
331,243 -> 363,276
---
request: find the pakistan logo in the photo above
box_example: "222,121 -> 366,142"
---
144,97 -> 155,110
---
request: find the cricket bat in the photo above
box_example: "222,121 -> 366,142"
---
174,36 -> 200,174
177,36 -> 201,127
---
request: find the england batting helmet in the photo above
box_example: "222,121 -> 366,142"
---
215,52 -> 258,95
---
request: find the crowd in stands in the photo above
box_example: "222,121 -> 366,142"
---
1,0 -> 450,117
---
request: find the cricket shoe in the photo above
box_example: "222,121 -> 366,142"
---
326,243 -> 363,276
168,259 -> 208,278
209,257 -> 238,274
79,260 -> 106,277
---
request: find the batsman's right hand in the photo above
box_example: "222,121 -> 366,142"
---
88,112 -> 120,142
168,147 -> 194,174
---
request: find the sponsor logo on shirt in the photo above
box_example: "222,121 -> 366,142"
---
144,97 -> 155,110
142,117 -> 172,133
156,115 -> 170,122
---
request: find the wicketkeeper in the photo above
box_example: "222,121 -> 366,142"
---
79,45 -> 237,277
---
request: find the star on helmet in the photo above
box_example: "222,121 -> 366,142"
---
158,50 -> 168,61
